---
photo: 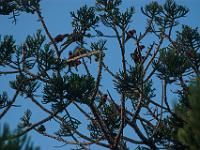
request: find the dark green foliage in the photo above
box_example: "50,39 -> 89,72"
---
153,25 -> 200,83
114,66 -> 155,106
0,92 -> 8,109
0,0 -> 41,24
71,5 -> 99,32
176,25 -> 200,50
69,5 -> 99,45
18,109 -> 32,128
43,74 -> 95,111
142,0 -> 188,31
37,44 -> 56,71
175,25 -> 200,71
88,104 -> 120,139
146,118 -> 172,147
0,0 -> 17,15
23,30 -> 46,70
56,112 -> 81,137
43,73 -> 68,111
10,74 -> 39,97
88,119 -> 102,139
1,0 -> 200,149
0,123 -> 40,150
159,80 -> 200,150
0,35 -> 16,66
25,30 -> 45,53
0,0 -> 40,14
65,74 -> 95,104
90,40 -> 107,61
15,0 -> 40,14
153,47 -> 190,83
96,0 -> 122,11
176,80 -> 200,149
163,0 -> 189,19
101,104 -> 120,136
96,0 -> 134,29
115,66 -> 144,94
141,1 -> 163,18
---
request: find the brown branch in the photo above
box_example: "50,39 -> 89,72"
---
34,129 -> 89,150
138,18 -> 153,42
141,43 -> 155,65
90,104 -> 114,146
102,62 -> 119,80
3,109 -> 60,141
90,50 -> 103,102
88,50 -> 115,146
144,37 -> 164,74
122,136 -> 143,145
107,91 -> 153,148
0,91 -> 19,119
0,70 -> 19,75
112,26 -> 127,149
29,96 -> 109,148
144,67 -> 157,83
67,50 -> 100,63
163,80 -> 171,113
82,58 -> 91,75
107,90 -> 156,149
36,10 -> 59,57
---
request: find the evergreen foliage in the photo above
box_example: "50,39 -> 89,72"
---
0,0 -> 199,149
0,123 -> 40,150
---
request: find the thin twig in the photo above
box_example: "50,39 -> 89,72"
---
144,37 -> 164,74
36,10 -> 59,57
0,90 -> 19,119
3,109 -> 60,141
29,96 -> 109,148
102,62 -> 118,80
112,25 -> 127,149
0,70 -> 19,75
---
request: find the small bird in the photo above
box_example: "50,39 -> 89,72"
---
73,47 -> 87,57
72,47 -> 91,63
49,34 -> 68,45
125,29 -> 136,42
138,45 -> 145,51
97,94 -> 108,108
67,51 -> 81,72
61,32 -> 83,47
131,47 -> 144,64
38,125 -> 46,133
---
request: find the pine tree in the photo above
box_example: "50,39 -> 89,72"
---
0,123 -> 40,150
174,80 -> 200,150
0,0 -> 200,149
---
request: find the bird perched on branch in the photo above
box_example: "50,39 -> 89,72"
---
66,51 -> 81,73
73,47 -> 87,56
138,45 -> 145,51
125,29 -> 136,42
131,44 -> 145,64
49,34 -> 68,45
38,125 -> 46,133
72,46 -> 91,63
97,94 -> 108,109
61,31 -> 84,48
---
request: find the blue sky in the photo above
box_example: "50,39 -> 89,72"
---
1,0 -> 200,150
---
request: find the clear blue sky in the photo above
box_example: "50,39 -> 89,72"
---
0,0 -> 200,150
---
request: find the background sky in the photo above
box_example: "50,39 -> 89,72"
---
0,0 -> 200,150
